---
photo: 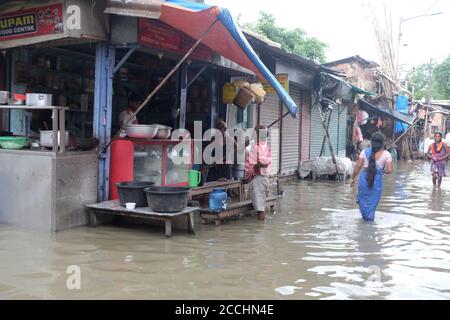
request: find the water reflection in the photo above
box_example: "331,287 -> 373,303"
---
430,188 -> 444,212
0,162 -> 450,299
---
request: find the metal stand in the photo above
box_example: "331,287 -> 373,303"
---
0,105 -> 68,153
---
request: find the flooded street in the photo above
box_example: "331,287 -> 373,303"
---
1,161 -> 450,300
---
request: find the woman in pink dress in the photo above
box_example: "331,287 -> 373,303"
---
427,132 -> 450,187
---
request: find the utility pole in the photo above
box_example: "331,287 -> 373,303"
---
396,12 -> 443,85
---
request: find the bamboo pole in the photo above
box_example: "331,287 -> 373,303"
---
117,18 -> 219,135
102,18 -> 219,153
268,111 -> 290,129
316,101 -> 340,175
387,118 -> 421,150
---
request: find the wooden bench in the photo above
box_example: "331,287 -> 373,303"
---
190,180 -> 244,202
86,201 -> 199,237
199,196 -> 279,226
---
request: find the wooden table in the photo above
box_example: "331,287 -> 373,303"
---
86,201 -> 199,237
190,180 -> 244,202
199,196 -> 278,226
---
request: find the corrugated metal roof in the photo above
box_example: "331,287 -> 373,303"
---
243,31 -> 339,75
324,55 -> 379,68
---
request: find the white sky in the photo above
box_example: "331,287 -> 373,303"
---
206,0 -> 450,70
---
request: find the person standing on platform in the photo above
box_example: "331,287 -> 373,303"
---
245,125 -> 272,221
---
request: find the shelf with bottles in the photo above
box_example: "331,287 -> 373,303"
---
30,65 -> 94,80
31,47 -> 94,73
28,71 -> 95,95
29,50 -> 95,95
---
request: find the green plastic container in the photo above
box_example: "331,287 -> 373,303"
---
0,136 -> 29,150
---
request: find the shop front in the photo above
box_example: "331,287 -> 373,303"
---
106,14 -> 254,198
0,0 -> 108,231
0,0 -> 299,233
87,0 -> 298,231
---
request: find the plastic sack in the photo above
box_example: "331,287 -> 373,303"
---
299,157 -> 353,179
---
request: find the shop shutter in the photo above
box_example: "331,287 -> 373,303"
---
310,102 -> 336,158
310,101 -> 324,158
280,83 -> 301,175
300,90 -> 311,161
337,105 -> 348,157
325,108 -> 339,157
259,93 -> 280,176
310,102 -> 347,158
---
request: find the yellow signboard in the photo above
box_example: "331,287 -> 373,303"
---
261,74 -> 289,94
222,83 -> 237,104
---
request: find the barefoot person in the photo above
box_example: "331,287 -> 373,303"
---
427,132 -> 449,186
350,132 -> 394,221
245,125 -> 272,221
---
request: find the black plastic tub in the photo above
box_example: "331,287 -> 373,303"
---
116,181 -> 155,208
144,186 -> 190,213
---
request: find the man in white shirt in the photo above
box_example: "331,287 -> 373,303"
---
119,93 -> 142,128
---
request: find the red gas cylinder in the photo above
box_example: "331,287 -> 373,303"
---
109,139 -> 134,200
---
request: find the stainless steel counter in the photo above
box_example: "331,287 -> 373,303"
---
0,149 -> 98,231
0,148 -> 97,157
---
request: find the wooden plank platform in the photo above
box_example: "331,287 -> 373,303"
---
190,180 -> 244,202
199,196 -> 279,226
86,201 -> 200,237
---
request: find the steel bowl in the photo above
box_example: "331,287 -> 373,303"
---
0,91 -> 10,105
125,124 -> 159,139
153,125 -> 172,139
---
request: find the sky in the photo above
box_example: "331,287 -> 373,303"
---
206,0 -> 450,70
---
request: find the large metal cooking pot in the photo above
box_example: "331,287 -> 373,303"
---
232,164 -> 246,180
125,124 -> 159,139
153,125 -> 172,139
26,93 -> 53,107
0,91 -> 9,104
40,130 -> 69,147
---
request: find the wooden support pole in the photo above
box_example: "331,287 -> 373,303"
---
268,111 -> 290,129
387,118 -> 420,150
320,111 -> 332,157
116,18 -> 219,136
317,102 -> 340,175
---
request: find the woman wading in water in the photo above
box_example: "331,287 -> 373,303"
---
427,132 -> 449,187
350,132 -> 394,221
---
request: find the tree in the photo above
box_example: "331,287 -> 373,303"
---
406,55 -> 450,100
243,12 -> 328,63
433,55 -> 450,100
406,64 -> 434,101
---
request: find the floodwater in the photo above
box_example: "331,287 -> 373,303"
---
1,161 -> 450,300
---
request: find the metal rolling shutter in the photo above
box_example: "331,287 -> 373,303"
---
310,101 -> 324,158
300,90 -> 311,161
325,108 -> 338,157
310,102 -> 335,158
280,83 -> 301,175
259,93 -> 280,176
310,102 -> 347,158
337,105 -> 348,157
